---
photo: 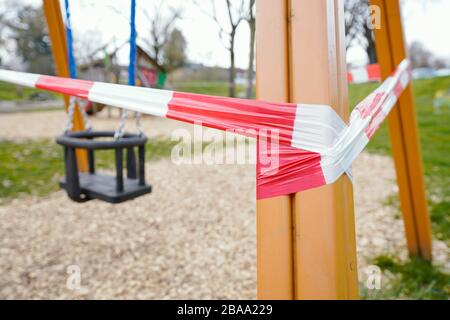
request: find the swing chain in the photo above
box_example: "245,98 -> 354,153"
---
64,96 -> 76,133
114,109 -> 128,139
114,109 -> 143,139
79,100 -> 92,131
135,112 -> 144,136
64,96 -> 92,133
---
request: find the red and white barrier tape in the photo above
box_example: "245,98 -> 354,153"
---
0,59 -> 412,199
347,63 -> 381,83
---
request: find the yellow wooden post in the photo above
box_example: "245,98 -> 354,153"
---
371,0 -> 432,260
256,0 -> 358,299
256,0 -> 295,300
43,0 -> 88,172
289,0 -> 358,300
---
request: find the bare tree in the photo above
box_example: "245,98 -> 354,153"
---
2,3 -> 53,74
344,0 -> 377,64
245,0 -> 255,98
362,16 -> 377,64
73,31 -> 109,66
195,0 -> 246,97
344,0 -> 364,50
0,13 -> 5,64
141,3 -> 182,70
345,0 -> 443,65
164,28 -> 187,72
408,41 -> 442,69
0,12 -> 4,40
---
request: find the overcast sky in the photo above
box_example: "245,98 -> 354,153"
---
2,0 -> 450,69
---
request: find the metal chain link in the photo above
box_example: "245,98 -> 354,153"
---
64,96 -> 92,133
64,96 -> 77,133
114,109 -> 128,139
78,100 -> 92,131
114,109 -> 144,139
65,98 -> 141,139
135,111 -> 144,136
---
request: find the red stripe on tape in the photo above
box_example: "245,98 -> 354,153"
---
257,142 -> 325,199
365,108 -> 386,139
167,92 -> 317,199
394,81 -> 404,98
167,92 -> 298,145
36,75 -> 94,99
367,64 -> 381,81
356,92 -> 385,118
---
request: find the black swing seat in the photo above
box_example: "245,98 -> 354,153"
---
56,131 -> 151,204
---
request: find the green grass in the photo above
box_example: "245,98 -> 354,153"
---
172,81 -> 247,97
361,255 -> 450,300
349,76 -> 450,243
0,140 -> 63,199
0,138 -> 179,202
0,81 -> 57,101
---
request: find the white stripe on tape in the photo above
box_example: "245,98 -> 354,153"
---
321,110 -> 370,184
0,69 -> 39,88
382,93 -> 398,115
88,82 -> 173,117
291,104 -> 347,154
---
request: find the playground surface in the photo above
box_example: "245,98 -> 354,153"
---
0,110 -> 448,299
0,109 -> 194,141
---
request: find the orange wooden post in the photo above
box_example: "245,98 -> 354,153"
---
289,0 -> 358,300
256,0 -> 358,299
43,0 -> 88,171
371,0 -> 432,260
256,0 -> 295,300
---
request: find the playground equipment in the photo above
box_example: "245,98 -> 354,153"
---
0,0 -> 433,300
57,131 -> 150,203
56,0 -> 151,203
